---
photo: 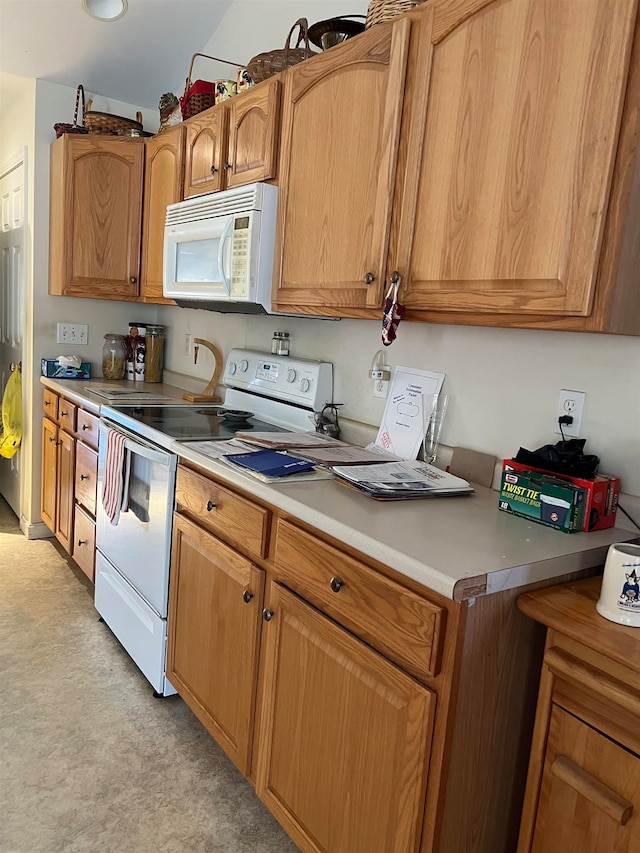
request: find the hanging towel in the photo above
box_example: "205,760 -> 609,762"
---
102,428 -> 130,525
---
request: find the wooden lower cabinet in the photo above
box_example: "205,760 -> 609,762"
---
166,514 -> 265,776
55,428 -> 75,553
73,505 -> 96,582
517,577 -> 640,852
256,582 -> 434,853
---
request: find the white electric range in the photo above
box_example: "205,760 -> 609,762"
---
94,349 -> 333,696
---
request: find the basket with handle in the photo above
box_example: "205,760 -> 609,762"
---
365,0 -> 425,28
53,84 -> 89,138
180,53 -> 243,120
246,18 -> 317,84
83,99 -> 144,135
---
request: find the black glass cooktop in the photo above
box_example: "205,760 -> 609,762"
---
109,405 -> 285,441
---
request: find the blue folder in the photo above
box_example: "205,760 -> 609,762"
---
226,449 -> 316,477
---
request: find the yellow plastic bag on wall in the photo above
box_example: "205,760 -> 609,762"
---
0,368 -> 22,459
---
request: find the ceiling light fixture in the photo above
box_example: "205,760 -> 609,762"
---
82,0 -> 128,22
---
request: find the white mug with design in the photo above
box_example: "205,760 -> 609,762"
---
596,542 -> 640,627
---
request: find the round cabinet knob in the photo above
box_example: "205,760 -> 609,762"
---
206,500 -> 217,512
239,359 -> 249,373
227,362 -> 237,375
129,277 -> 137,284
390,270 -> 401,285
82,424 -> 89,431
300,378 -> 311,393
79,474 -> 88,481
60,411 -> 67,417
364,272 -> 375,285
287,368 -> 297,383
77,539 -> 87,546
330,577 -> 344,593
224,162 -> 232,170
210,165 -> 218,174
262,608 -> 274,622
242,590 -> 254,604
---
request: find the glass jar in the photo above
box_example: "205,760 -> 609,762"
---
102,334 -> 126,380
144,325 -> 165,383
272,331 -> 290,356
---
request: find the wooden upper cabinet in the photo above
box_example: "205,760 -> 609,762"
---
183,77 -> 281,198
272,19 -> 411,314
392,0 -> 639,330
140,125 -> 184,303
49,135 -> 144,299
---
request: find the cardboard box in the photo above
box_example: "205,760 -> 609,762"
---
503,460 -> 620,531
41,359 -> 91,380
499,467 -> 587,533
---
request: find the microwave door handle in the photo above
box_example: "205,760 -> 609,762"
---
218,218 -> 234,295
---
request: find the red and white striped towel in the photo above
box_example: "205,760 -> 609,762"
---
102,428 -> 131,525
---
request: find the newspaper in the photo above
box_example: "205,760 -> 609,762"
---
332,460 -> 473,499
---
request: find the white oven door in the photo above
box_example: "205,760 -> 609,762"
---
96,423 -> 176,617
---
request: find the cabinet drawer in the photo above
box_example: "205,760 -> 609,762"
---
175,466 -> 270,560
76,409 -> 99,449
57,398 -> 77,433
43,389 -> 59,420
75,441 -> 98,516
274,520 -> 445,681
73,505 -> 95,582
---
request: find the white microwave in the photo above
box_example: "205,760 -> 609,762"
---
163,182 -> 278,314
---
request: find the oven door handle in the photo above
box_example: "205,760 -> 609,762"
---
99,420 -> 175,468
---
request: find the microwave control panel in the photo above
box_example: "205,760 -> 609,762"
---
230,216 -> 251,297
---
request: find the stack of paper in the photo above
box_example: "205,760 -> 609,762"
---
233,430 -> 345,449
331,461 -> 474,500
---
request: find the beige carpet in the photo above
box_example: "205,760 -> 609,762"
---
0,498 -> 299,853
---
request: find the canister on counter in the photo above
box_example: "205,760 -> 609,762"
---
144,325 -> 165,383
102,334 -> 126,380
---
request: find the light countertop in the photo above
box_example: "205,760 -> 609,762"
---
40,375 -> 191,416
174,441 -> 639,602
40,376 -> 639,603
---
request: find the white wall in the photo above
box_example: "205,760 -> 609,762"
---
156,0 -> 640,503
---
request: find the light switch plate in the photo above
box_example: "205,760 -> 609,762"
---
57,323 -> 88,345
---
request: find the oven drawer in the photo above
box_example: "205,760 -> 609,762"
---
176,466 -> 270,560
94,550 -> 176,696
274,519 -> 446,681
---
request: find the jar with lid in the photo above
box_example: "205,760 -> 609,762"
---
102,334 -> 126,380
144,325 -> 165,383
271,331 -> 290,356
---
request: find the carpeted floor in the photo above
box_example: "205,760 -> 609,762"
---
0,498 -> 299,853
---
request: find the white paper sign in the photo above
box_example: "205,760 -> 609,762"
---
375,366 -> 445,460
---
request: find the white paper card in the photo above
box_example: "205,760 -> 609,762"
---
374,366 -> 445,460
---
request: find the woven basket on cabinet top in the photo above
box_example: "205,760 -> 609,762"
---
365,0 -> 425,28
83,99 -> 143,135
246,18 -> 317,83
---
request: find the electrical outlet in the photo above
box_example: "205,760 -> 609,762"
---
56,323 -> 88,345
184,333 -> 193,357
373,378 -> 389,399
555,389 -> 586,437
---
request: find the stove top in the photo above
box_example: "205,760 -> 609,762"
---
104,405 -> 285,442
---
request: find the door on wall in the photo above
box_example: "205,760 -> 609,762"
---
0,153 -> 25,518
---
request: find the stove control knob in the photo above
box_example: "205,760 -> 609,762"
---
287,368 -> 297,383
239,359 -> 249,373
300,378 -> 311,393
227,362 -> 237,375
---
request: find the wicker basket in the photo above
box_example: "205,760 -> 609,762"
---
180,53 -> 243,120
84,99 -> 143,135
365,0 -> 424,28
246,18 -> 317,84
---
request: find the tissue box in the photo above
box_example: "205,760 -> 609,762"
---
499,466 -> 587,533
502,459 -> 620,531
41,359 -> 91,380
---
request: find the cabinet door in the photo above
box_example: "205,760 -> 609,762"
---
41,417 -> 58,533
55,429 -> 75,554
166,514 -> 265,776
393,0 -> 637,320
256,583 -> 434,853
49,135 -> 143,298
183,106 -> 227,197
272,18 -> 411,314
226,78 -> 281,189
531,704 -> 640,853
140,126 -> 184,303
